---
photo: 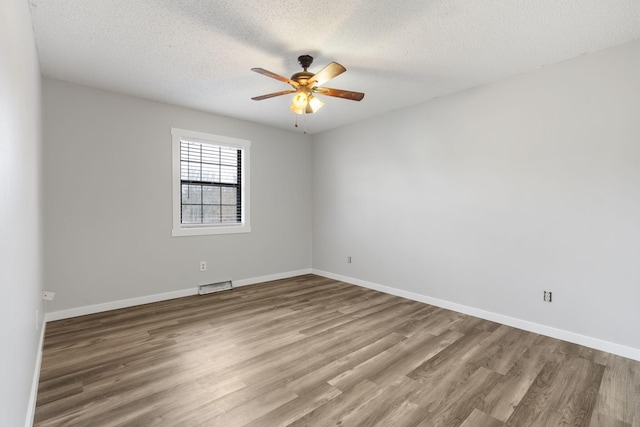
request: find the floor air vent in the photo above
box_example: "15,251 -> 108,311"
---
199,280 -> 233,295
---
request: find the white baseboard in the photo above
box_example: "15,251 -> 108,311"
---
45,287 -> 197,322
44,268 -> 313,322
312,269 -> 640,362
26,320 -> 46,427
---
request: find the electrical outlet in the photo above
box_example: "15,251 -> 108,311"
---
347,256 -> 352,263
42,291 -> 55,301
200,261 -> 207,271
543,291 -> 553,302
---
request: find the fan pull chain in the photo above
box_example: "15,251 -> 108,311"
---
303,110 -> 308,134
294,113 -> 308,134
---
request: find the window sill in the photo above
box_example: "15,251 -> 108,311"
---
172,224 -> 251,237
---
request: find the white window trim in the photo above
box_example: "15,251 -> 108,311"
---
171,127 -> 251,236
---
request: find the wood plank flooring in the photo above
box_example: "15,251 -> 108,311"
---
34,275 -> 640,426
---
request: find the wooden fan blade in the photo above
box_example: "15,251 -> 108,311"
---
251,89 -> 296,100
251,68 -> 298,88
314,87 -> 365,101
307,62 -> 346,86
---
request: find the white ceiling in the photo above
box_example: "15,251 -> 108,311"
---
29,0 -> 640,134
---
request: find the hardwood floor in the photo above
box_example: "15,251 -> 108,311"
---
34,275 -> 640,426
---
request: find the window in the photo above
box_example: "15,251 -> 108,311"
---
172,128 -> 250,236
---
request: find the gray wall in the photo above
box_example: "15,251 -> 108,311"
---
312,39 -> 640,353
0,0 -> 44,425
43,79 -> 312,313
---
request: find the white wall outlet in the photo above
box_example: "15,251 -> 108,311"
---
42,291 -> 55,300
200,261 -> 207,271
543,291 -> 553,302
347,256 -> 352,263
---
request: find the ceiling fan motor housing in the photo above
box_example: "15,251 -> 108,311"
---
291,71 -> 314,86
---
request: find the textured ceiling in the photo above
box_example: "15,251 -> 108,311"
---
29,0 -> 640,134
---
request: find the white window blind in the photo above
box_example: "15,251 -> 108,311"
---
180,140 -> 242,224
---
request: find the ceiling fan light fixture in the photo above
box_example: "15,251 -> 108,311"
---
308,95 -> 324,113
292,91 -> 308,109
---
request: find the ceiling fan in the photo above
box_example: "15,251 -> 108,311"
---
251,55 -> 365,115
